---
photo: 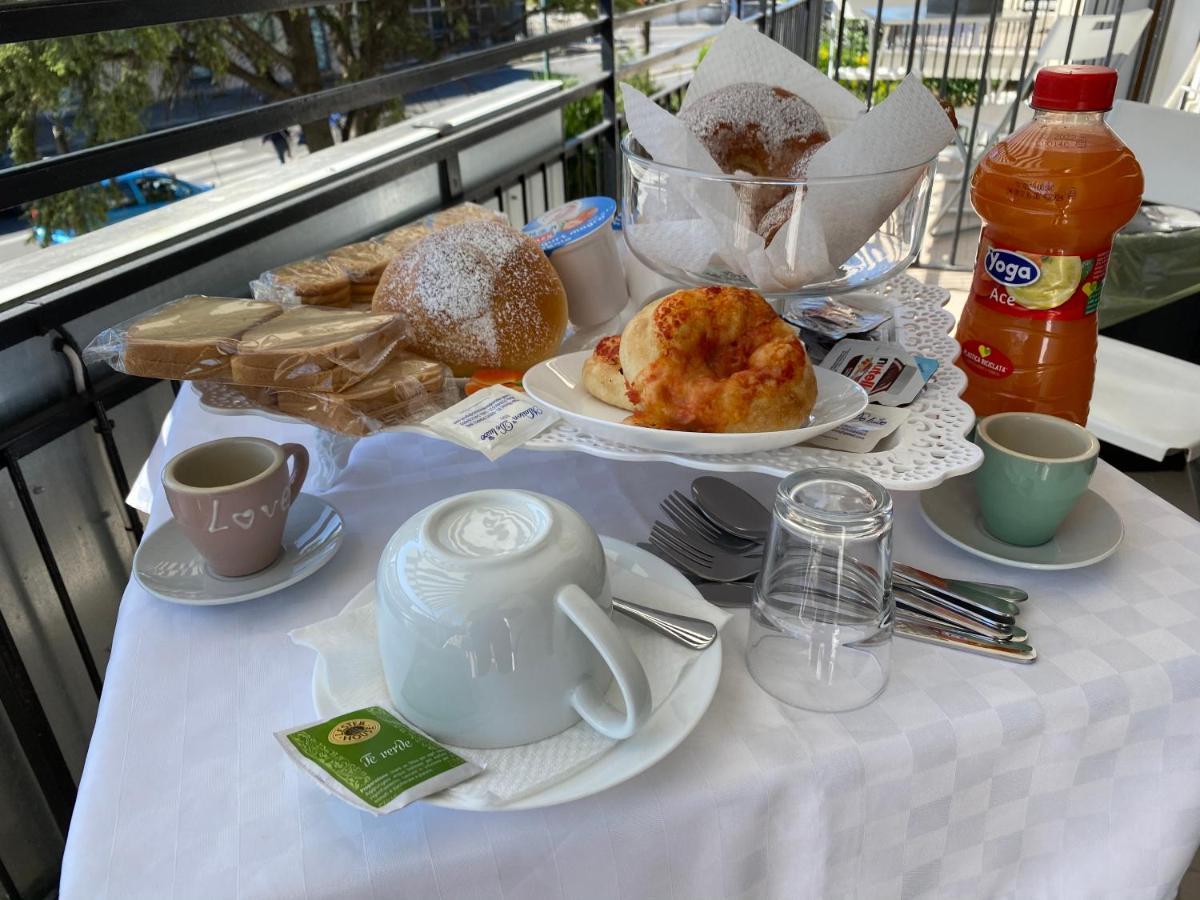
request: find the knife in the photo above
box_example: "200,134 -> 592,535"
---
895,619 -> 1037,663
895,563 -> 1027,606
894,571 -> 1021,621
895,591 -> 1019,640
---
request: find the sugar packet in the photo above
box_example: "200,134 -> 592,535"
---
820,339 -> 939,406
276,705 -> 481,815
423,385 -> 559,460
805,404 -> 910,453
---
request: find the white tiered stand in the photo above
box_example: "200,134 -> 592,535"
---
196,273 -> 981,492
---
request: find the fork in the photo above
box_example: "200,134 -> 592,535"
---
661,491 -> 758,553
651,519 -> 763,563
648,526 -> 761,582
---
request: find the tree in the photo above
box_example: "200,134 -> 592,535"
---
1,0 -> 646,241
0,28 -> 181,239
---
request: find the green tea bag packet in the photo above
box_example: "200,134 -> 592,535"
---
277,706 -> 481,814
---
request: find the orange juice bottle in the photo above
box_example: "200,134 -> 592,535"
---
954,65 -> 1143,425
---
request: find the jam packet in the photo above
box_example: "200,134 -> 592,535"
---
820,339 -> 939,406
277,705 -> 480,815
783,296 -> 893,341
805,404 -> 910,453
423,385 -> 559,460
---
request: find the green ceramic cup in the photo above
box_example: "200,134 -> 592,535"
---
972,412 -> 1100,547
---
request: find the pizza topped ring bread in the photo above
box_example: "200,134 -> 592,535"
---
582,286 -> 817,433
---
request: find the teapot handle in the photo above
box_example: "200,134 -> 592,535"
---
556,584 -> 651,740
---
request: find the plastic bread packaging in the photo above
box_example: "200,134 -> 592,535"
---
250,258 -> 353,307
229,305 -> 409,392
378,202 -> 506,252
82,295 -> 285,381
274,353 -> 459,436
194,355 -> 461,437
325,241 -> 401,298
424,202 -> 508,230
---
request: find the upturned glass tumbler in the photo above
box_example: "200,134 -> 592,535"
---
746,468 -> 894,712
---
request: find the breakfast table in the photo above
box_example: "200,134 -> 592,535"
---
60,385 -> 1200,899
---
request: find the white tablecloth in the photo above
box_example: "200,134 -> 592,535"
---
62,387 -> 1200,899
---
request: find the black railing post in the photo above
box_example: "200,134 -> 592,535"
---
1129,0 -> 1174,102
1103,0 -> 1127,67
598,0 -> 619,198
53,329 -> 143,545
0,852 -> 21,900
905,0 -> 921,74
1009,0 -> 1042,133
5,452 -> 103,696
938,0 -> 963,99
864,0 -> 886,109
437,153 -> 464,206
1063,0 -> 1084,64
951,0 -> 1001,267
0,601 -> 76,837
832,0 -> 850,82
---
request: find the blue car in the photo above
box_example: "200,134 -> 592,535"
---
33,169 -> 213,243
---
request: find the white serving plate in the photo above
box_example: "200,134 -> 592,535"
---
195,274 -> 982,490
523,350 -> 867,454
312,537 -> 722,811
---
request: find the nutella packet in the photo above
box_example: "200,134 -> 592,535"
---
783,296 -> 893,341
423,385 -> 559,460
805,404 -> 910,453
276,705 -> 481,815
820,339 -> 939,406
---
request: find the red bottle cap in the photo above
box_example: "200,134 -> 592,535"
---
1031,65 -> 1118,111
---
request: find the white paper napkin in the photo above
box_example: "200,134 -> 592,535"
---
290,545 -> 730,809
621,16 -> 957,292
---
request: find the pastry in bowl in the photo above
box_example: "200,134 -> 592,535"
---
373,220 -> 568,376
584,286 -> 817,433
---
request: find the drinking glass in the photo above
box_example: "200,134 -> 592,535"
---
746,468 -> 894,712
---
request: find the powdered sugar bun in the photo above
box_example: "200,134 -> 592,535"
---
373,221 -> 568,376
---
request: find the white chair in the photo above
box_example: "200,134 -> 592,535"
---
1107,100 -> 1200,211
1087,98 -> 1200,500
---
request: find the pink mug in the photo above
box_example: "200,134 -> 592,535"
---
162,437 -> 309,577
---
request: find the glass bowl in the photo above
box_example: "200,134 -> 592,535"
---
620,134 -> 936,299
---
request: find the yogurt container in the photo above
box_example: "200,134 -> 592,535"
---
523,197 -> 628,327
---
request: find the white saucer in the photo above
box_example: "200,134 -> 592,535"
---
523,350 -> 868,454
134,494 -> 344,604
313,536 -> 722,812
919,477 -> 1124,571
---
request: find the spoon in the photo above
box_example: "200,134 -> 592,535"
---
690,476 -> 770,541
690,475 -> 1028,604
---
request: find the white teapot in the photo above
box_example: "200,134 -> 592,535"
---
376,489 -> 651,749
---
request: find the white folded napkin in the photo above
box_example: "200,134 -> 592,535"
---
290,543 -> 730,809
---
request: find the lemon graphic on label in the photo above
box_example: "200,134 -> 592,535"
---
1010,255 -> 1083,310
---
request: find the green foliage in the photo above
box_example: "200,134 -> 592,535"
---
2,1 -> 522,242
0,26 -> 179,242
815,31 -> 980,111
